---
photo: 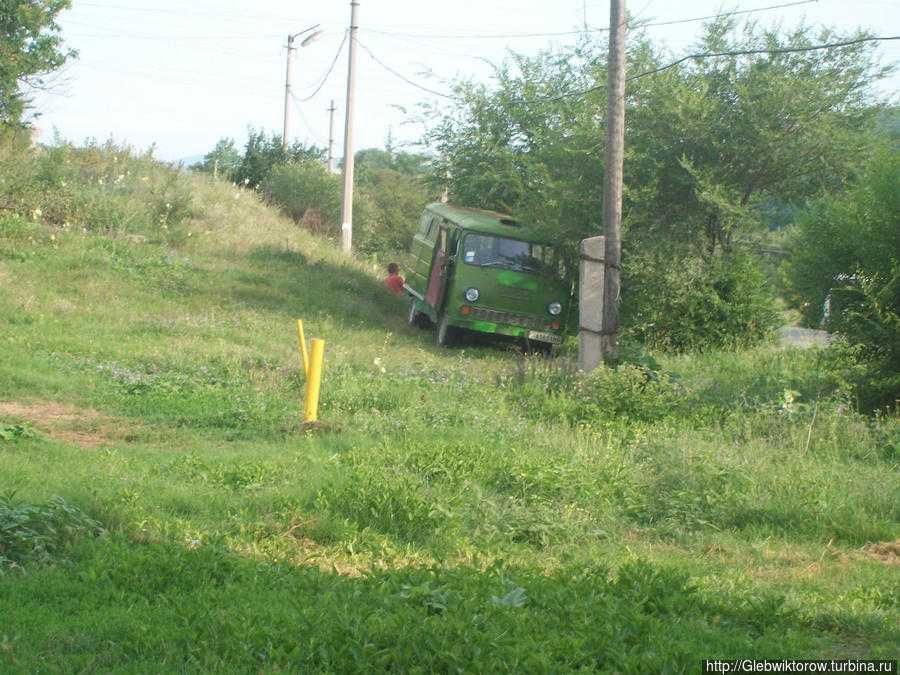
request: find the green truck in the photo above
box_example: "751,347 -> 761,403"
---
404,203 -> 572,348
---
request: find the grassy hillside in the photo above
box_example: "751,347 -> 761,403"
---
1,148 -> 898,671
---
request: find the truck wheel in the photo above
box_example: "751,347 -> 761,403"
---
407,297 -> 422,328
436,312 -> 455,347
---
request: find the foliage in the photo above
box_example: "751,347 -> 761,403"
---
354,162 -> 434,255
0,136 -> 193,243
421,19 -> 891,350
624,247 -> 779,352
192,134 -> 436,256
194,128 -> 326,188
261,161 -> 340,236
355,146 -> 429,176
190,137 -> 241,178
627,21 -> 888,255
0,494 -> 104,570
0,421 -> 41,441
785,148 -> 900,327
785,148 -> 900,411
0,0 -> 76,126
511,358 -> 693,427
1,111 -> 898,671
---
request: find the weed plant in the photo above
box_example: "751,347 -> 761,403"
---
0,144 -> 897,670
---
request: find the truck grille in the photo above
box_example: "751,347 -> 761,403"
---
498,287 -> 532,302
469,307 -> 553,331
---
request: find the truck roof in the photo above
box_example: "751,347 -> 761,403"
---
424,203 -> 550,242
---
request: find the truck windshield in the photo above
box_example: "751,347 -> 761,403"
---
461,233 -> 564,278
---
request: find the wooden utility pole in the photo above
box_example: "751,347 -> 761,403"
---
601,0 -> 625,357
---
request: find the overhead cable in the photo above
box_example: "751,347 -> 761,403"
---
362,0 -> 817,41
497,35 -> 900,106
293,29 -> 349,102
357,40 -> 455,99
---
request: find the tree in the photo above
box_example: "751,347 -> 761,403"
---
785,148 -> 899,411
190,138 -> 241,178
628,20 -> 890,256
420,18 -> 892,350
0,0 -> 76,127
355,147 -> 429,175
262,161 -> 341,235
352,146 -> 437,254
233,128 -> 324,188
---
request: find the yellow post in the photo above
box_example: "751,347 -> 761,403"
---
296,319 -> 309,377
303,338 -> 325,423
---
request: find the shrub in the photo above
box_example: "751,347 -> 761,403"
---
623,248 -> 779,352
509,356 -> 692,427
822,274 -> 900,413
0,495 -> 105,571
354,166 -> 433,255
261,162 -> 341,236
786,148 -> 900,412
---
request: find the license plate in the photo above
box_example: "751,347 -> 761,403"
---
528,331 -> 562,344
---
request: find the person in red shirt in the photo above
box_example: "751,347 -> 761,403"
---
383,262 -> 404,295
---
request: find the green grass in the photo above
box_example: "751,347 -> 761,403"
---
0,148 -> 898,671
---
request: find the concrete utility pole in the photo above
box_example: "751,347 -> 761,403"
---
601,0 -> 625,357
340,0 -> 360,253
578,236 -> 606,372
283,26 -> 323,150
327,99 -> 336,173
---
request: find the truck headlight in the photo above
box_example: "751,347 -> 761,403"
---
547,301 -> 563,316
465,287 -> 480,302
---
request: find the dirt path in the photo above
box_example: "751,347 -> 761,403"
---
779,326 -> 832,348
0,400 -> 122,448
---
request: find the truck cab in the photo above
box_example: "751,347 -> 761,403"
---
404,203 -> 572,348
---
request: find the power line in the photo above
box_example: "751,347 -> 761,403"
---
627,35 -> 900,83
75,2 -> 317,26
293,29 -> 349,102
640,0 -> 816,30
350,0 -> 828,105
361,0 -> 818,41
73,58 -> 274,97
497,35 -> 900,107
357,40 -> 454,99
290,97 -> 329,146
364,26 -> 594,40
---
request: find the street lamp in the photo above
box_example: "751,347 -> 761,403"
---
283,25 -> 324,150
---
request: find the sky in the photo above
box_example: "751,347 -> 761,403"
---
29,0 -> 899,164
